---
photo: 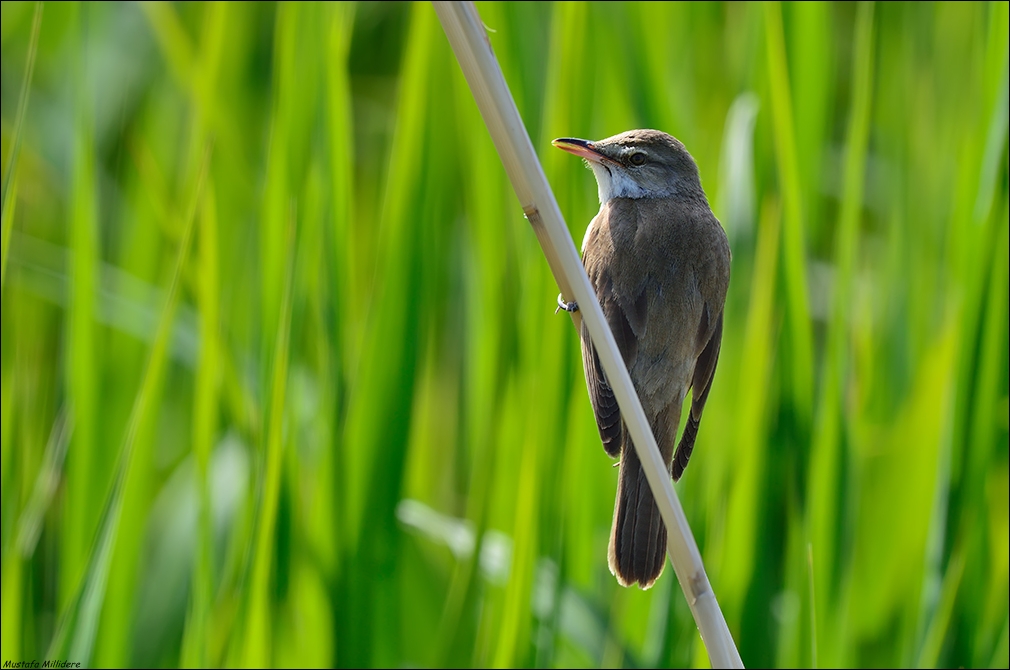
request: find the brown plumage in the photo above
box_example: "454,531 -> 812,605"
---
554,129 -> 730,589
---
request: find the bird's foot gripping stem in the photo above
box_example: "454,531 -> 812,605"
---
556,293 -> 579,314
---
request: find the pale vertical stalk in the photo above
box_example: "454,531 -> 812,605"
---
432,2 -> 743,667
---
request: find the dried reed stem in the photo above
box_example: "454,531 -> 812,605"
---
432,2 -> 744,667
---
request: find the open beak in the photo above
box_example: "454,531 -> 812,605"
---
552,137 -> 610,164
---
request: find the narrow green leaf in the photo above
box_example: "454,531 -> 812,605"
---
719,195 -> 781,621
62,0 -> 99,611
46,146 -> 210,665
0,1 -> 41,288
763,0 -> 814,422
242,208 -> 296,668
807,5 -> 875,664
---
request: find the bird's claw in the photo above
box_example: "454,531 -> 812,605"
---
556,293 -> 579,314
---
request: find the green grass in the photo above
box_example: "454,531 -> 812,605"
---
1,1 -> 1007,668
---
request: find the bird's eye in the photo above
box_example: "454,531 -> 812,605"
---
629,152 -> 647,166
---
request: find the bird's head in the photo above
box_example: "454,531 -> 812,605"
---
552,129 -> 703,204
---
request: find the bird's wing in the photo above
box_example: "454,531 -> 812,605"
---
580,219 -> 642,458
671,306 -> 723,480
580,296 -> 634,457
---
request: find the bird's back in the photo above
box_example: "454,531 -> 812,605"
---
582,195 -> 728,416
580,193 -> 730,588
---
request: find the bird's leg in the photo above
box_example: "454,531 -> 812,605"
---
556,293 -> 579,314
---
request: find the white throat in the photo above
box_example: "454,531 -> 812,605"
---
589,163 -> 649,202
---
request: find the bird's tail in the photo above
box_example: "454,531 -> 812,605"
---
607,438 -> 667,589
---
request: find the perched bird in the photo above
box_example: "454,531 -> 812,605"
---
553,129 -> 730,589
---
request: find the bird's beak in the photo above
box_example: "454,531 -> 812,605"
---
552,137 -> 611,164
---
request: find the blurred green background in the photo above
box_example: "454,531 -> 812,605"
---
1,1 -> 1007,668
